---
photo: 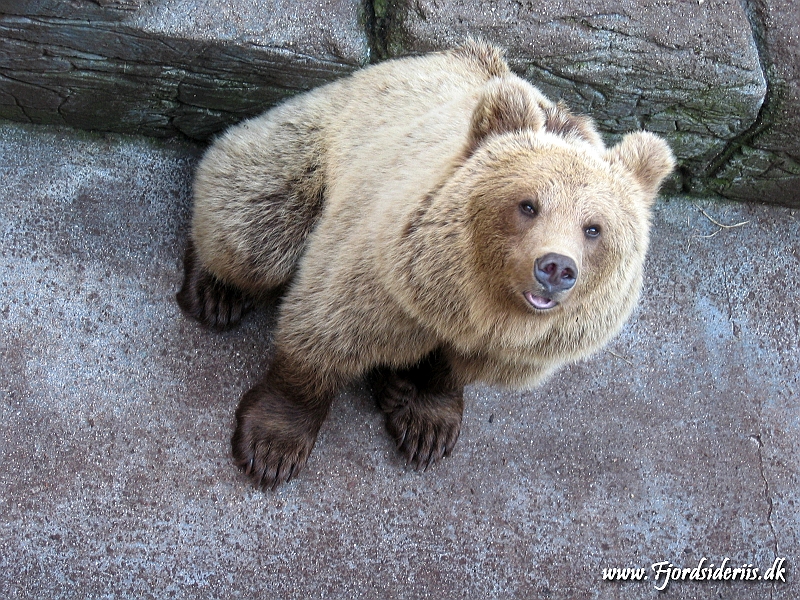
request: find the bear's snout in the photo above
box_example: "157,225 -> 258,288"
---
534,253 -> 578,294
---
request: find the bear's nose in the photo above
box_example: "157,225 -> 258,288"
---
534,253 -> 578,293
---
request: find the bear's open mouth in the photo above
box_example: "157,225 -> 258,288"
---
524,291 -> 558,310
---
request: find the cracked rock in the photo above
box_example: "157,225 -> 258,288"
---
713,0 -> 800,206
379,0 -> 767,189
0,0 -> 370,138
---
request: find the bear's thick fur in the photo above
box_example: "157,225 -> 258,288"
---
177,40 -> 675,489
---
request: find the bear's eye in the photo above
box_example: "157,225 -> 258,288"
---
519,201 -> 537,217
584,224 -> 601,238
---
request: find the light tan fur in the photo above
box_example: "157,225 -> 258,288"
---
187,41 -> 675,480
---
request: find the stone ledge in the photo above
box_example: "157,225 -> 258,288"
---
379,0 -> 766,183
0,0 -> 797,205
0,0 -> 369,138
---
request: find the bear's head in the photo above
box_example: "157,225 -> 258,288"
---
417,77 -> 675,376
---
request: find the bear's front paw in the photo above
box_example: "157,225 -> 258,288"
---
176,240 -> 253,330
374,370 -> 464,471
231,384 -> 323,490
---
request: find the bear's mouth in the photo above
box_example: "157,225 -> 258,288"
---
524,291 -> 558,310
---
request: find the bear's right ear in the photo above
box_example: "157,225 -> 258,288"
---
466,78 -> 546,156
606,131 -> 676,198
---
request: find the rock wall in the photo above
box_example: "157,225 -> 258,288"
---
710,0 -> 800,204
0,0 -> 370,139
0,0 -> 797,205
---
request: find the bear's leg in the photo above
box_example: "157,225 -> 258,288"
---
176,239 -> 254,330
179,104 -> 328,330
231,350 -> 334,489
371,349 -> 464,470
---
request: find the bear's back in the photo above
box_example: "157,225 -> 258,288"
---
310,42 -> 544,261
319,43 -> 515,206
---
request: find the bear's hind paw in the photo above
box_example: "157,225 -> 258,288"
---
176,240 -> 253,330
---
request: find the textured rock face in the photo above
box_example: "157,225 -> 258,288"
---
712,0 -> 800,204
0,0 -> 798,204
379,0 -> 767,186
0,0 -> 370,138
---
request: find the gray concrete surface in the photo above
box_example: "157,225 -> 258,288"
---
0,120 -> 798,599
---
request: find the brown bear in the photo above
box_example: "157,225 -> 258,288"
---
177,40 -> 675,489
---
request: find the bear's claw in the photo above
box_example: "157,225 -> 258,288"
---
372,363 -> 464,471
392,406 -> 462,471
231,380 -> 325,490
176,239 -> 253,330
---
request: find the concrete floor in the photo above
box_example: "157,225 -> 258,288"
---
0,121 -> 797,599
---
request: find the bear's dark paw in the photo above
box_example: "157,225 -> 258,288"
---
176,240 -> 253,330
373,369 -> 464,471
231,383 -> 323,490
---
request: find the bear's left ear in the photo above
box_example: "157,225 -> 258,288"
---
467,77 -> 546,155
606,131 -> 676,197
